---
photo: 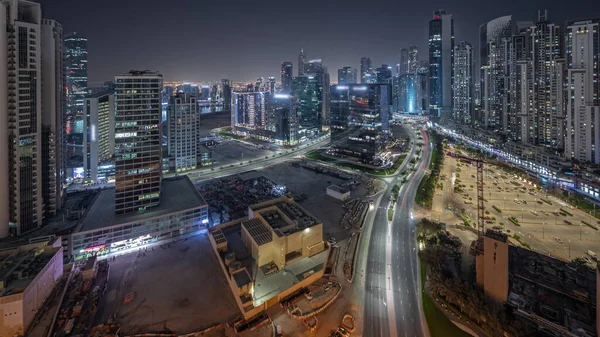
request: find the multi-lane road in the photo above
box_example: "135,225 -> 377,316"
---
360,127 -> 432,337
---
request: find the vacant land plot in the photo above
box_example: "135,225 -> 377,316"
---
433,155 -> 600,261
95,234 -> 239,335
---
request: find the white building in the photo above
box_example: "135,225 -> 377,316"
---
167,93 -> 199,172
326,185 -> 350,201
0,239 -> 63,336
565,19 -> 600,164
83,91 -> 115,181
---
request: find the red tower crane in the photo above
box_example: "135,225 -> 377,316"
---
446,152 -> 485,237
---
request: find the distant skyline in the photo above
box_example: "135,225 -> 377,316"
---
38,0 -> 600,84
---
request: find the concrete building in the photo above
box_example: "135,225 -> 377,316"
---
0,239 -> 63,336
292,75 -> 322,138
114,70 -> 163,215
221,79 -> 232,111
452,41 -> 473,124
326,185 -> 350,201
1,0 -> 47,236
428,9 -> 454,118
298,48 -> 307,76
167,93 -> 199,172
476,230 -> 599,336
565,19 -> 600,164
375,64 -> 392,84
208,196 -> 327,319
83,91 -> 115,182
71,176 -> 208,260
40,19 -> 65,219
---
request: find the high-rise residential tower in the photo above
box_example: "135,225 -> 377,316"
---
292,75 -> 322,137
83,91 -> 115,182
399,48 -> 409,74
408,45 -> 419,73
1,0 -> 43,236
281,62 -> 293,93
453,41 -> 473,124
428,9 -> 454,118
231,91 -> 267,131
479,15 -> 513,129
168,93 -> 199,172
114,71 -> 163,214
565,19 -> 600,163
298,48 -> 307,76
41,19 -> 65,218
337,67 -> 357,84
64,32 -> 88,118
360,57 -> 373,84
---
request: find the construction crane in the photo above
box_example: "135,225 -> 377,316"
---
446,152 -> 485,237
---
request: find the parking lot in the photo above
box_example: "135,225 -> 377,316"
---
95,234 -> 239,335
433,155 -> 600,261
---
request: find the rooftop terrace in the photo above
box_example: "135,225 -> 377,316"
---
0,243 -> 60,296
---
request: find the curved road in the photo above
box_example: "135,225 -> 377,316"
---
361,127 -> 432,337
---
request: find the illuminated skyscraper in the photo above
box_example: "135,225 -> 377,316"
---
221,79 -> 232,110
337,67 -> 357,84
84,91 -> 115,182
399,48 -> 409,74
168,93 -> 199,172
64,32 -> 88,118
269,94 -> 298,145
330,84 -> 391,161
360,57 -> 373,84
408,45 -> 419,73
298,48 -> 307,76
268,77 -> 276,94
114,71 -> 163,214
231,91 -> 267,130
281,62 -> 293,92
428,9 -> 454,117
453,41 -> 473,124
292,76 -> 322,137
565,18 -> 600,163
375,64 -> 392,84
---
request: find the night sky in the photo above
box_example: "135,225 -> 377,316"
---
38,0 -> 600,85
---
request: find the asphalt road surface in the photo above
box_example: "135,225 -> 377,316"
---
363,128 -> 432,337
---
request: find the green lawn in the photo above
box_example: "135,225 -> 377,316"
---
420,264 -> 472,337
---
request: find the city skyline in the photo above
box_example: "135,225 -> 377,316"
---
36,0 -> 600,83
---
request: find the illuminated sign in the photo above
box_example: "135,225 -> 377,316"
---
274,94 -> 290,99
74,167 -> 84,179
83,244 -> 106,252
336,86 -> 349,90
353,86 -> 367,91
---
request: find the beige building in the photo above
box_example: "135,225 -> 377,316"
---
476,230 -> 599,336
0,239 -> 63,336
209,196 -> 327,319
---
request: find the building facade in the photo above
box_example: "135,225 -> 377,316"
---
453,41 -> 473,124
565,19 -> 600,163
83,91 -> 115,182
360,57 -> 373,84
408,45 -> 419,73
399,48 -> 409,74
1,0 -> 44,236
280,62 -> 293,93
330,84 -> 391,162
298,48 -> 307,76
221,79 -> 232,110
41,19 -> 65,219
428,9 -> 454,118
168,93 -> 199,172
64,32 -> 87,118
231,91 -> 267,133
270,94 -> 298,145
114,71 -> 163,214
337,66 -> 357,85
292,76 -> 322,138
376,64 -> 393,84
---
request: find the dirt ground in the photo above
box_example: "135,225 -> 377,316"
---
432,155 -> 600,261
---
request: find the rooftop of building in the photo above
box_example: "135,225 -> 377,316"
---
85,90 -> 113,99
0,241 -> 61,297
327,185 -> 350,194
76,176 -> 207,233
250,197 -> 321,238
485,229 -> 508,243
116,70 -> 163,77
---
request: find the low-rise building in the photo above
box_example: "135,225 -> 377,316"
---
326,185 -> 350,201
0,239 -> 63,336
70,176 -> 208,260
208,196 -> 327,319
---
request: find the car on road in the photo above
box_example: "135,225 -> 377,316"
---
531,210 -> 538,216
554,237 -> 563,243
564,220 -> 573,225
